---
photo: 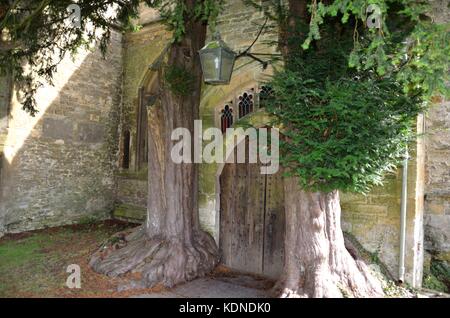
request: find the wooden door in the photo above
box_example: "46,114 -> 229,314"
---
219,152 -> 285,278
263,172 -> 285,278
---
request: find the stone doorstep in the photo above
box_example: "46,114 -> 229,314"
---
112,204 -> 146,223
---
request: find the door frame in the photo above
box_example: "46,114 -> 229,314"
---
215,122 -> 281,273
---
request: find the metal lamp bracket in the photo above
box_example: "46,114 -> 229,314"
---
235,17 -> 270,70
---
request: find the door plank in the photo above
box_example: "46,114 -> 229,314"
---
263,172 -> 285,278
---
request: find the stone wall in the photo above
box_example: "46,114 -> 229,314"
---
0,74 -> 11,153
341,116 -> 426,287
0,74 -> 11,235
421,0 -> 450,287
0,31 -> 123,234
425,97 -> 450,266
112,8 -> 170,223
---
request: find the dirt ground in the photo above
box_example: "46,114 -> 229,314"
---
0,220 -> 172,298
0,220 -> 275,298
1,220 -> 446,298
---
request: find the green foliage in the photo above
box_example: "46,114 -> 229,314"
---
244,0 -> 448,194
123,0 -> 224,42
265,23 -> 422,193
304,0 -> 450,100
245,0 -> 450,101
423,259 -> 450,293
0,0 -> 142,115
164,64 -> 194,96
423,273 -> 447,293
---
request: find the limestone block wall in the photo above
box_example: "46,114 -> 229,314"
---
0,74 -> 11,234
114,8 -> 170,222
421,0 -> 450,284
0,31 -> 123,234
425,98 -> 450,265
0,74 -> 11,134
341,116 -> 426,287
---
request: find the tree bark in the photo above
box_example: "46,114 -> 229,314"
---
90,0 -> 219,288
274,177 -> 383,297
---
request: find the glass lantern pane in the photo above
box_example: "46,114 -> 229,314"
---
200,50 -> 220,82
220,50 -> 235,84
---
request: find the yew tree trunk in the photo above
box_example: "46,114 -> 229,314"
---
271,0 -> 384,298
274,177 -> 383,298
90,0 -> 219,288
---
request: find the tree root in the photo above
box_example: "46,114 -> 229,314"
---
272,245 -> 384,298
89,226 -> 219,288
274,182 -> 385,298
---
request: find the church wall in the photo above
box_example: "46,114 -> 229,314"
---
0,31 -> 123,234
113,9 -> 171,221
420,0 -> 450,282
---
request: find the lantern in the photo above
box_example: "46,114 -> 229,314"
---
199,32 -> 236,85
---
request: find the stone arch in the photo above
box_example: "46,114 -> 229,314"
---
214,110 -> 277,240
129,55 -> 165,172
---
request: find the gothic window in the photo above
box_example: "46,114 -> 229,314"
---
122,130 -> 131,169
238,90 -> 254,118
136,87 -> 148,171
221,104 -> 234,133
259,85 -> 274,108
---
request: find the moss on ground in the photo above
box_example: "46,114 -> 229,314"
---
0,221 -> 149,298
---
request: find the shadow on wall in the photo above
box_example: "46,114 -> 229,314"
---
0,36 -> 123,234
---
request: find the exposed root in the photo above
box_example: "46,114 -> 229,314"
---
274,180 -> 385,298
272,245 -> 384,298
90,226 -> 219,289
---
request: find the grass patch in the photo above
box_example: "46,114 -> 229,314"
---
423,259 -> 450,293
0,220 -> 143,297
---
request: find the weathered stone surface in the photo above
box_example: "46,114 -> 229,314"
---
77,122 -> 105,143
112,203 -> 146,223
0,31 -> 123,233
42,118 -> 74,141
171,278 -> 269,298
425,99 -> 450,270
116,176 -> 148,208
422,1 -> 450,281
425,215 -> 450,252
121,21 -> 171,172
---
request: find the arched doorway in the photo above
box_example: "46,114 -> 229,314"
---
219,140 -> 285,279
